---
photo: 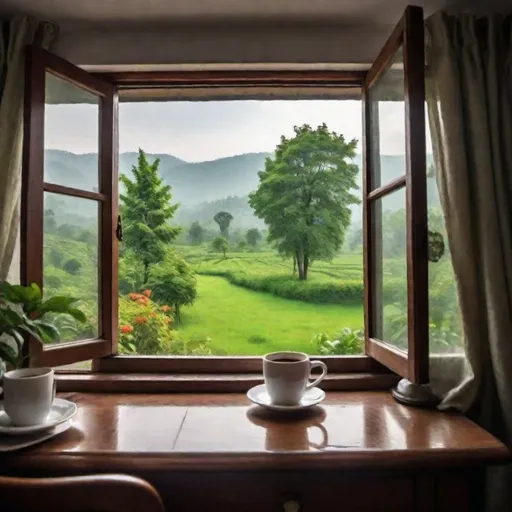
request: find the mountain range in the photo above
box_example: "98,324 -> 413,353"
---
44,150 -> 435,231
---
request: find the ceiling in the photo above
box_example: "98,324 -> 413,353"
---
0,0 -> 509,28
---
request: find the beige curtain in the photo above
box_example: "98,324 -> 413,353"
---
0,15 -> 56,281
426,12 -> 512,511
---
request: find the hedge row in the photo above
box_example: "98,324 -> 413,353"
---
198,269 -> 406,305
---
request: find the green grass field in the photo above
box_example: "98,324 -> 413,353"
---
179,246 -> 364,282
177,274 -> 364,355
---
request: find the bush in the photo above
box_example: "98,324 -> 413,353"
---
198,269 -> 364,304
63,258 -> 82,275
312,328 -> 364,355
118,291 -> 211,355
118,291 -> 175,355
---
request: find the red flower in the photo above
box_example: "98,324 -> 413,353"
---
120,324 -> 134,334
162,305 -> 171,312
135,316 -> 148,325
137,298 -> 147,305
143,289 -> 152,298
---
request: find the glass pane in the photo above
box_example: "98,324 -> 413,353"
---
372,188 -> 408,352
53,360 -> 92,370
44,72 -> 100,192
43,192 -> 99,343
426,138 -> 464,354
368,47 -> 405,190
118,98 -> 365,356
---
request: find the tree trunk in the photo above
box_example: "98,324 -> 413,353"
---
175,304 -> 181,324
303,254 -> 309,280
293,256 -> 297,275
296,251 -> 305,280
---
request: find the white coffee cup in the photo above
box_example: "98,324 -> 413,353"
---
2,368 -> 55,426
263,351 -> 327,406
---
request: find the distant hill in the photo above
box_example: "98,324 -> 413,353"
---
44,150 -> 435,230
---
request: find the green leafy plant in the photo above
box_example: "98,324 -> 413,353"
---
312,327 -> 364,355
0,281 -> 86,369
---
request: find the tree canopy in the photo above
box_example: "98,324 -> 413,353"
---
149,253 -> 197,323
120,149 -> 181,283
249,124 -> 360,280
213,211 -> 234,238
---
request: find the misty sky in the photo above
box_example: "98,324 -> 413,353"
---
45,100 -> 432,162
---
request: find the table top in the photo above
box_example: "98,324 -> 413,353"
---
1,391 -> 508,473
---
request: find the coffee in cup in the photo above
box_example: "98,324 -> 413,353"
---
263,351 -> 327,405
2,367 -> 55,426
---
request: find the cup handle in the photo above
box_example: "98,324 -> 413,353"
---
308,424 -> 328,450
52,378 -> 56,403
306,360 -> 327,390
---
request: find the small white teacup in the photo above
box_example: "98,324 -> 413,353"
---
2,368 -> 55,426
263,351 -> 327,406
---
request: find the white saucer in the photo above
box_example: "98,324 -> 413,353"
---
247,384 -> 325,411
0,421 -> 71,452
0,398 -> 77,436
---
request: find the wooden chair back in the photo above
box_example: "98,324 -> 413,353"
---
0,473 -> 166,512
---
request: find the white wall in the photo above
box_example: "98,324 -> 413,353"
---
52,24 -> 394,68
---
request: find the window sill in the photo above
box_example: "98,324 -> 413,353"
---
55,372 -> 400,393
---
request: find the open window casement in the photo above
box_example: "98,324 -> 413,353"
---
22,47 -> 119,367
362,5 -> 429,385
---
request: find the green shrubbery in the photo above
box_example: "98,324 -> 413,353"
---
118,291 -> 211,355
197,268 -> 405,306
199,270 -> 363,304
312,328 -> 364,355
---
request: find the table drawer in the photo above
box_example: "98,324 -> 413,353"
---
153,471 -> 415,512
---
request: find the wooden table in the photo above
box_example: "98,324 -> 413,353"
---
1,391 -> 508,511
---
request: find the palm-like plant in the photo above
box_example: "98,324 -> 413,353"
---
0,281 -> 86,371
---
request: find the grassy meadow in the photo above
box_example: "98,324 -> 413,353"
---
178,274 -> 363,355
173,247 -> 365,354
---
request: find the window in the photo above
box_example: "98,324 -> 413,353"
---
22,47 -> 118,367
21,6 -> 438,387
114,97 -> 364,358
363,6 -> 429,384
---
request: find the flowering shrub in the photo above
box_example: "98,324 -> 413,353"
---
118,291 -> 174,355
118,291 -> 211,355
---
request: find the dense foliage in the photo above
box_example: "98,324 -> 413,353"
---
0,281 -> 86,369
148,254 -> 197,323
120,149 -> 181,283
249,124 -> 360,280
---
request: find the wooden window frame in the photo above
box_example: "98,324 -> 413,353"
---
21,7 -> 428,391
21,47 -> 119,368
92,67 -> 377,377
362,5 -> 428,384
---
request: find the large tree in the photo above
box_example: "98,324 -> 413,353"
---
249,124 -> 359,280
213,211 -> 233,238
120,149 -> 181,283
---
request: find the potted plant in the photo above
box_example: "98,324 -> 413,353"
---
0,281 -> 86,375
